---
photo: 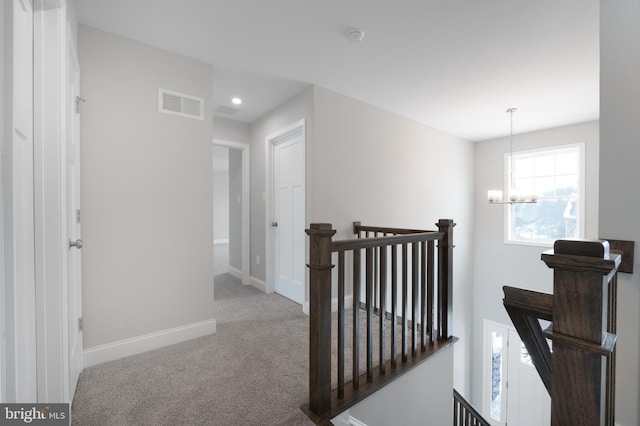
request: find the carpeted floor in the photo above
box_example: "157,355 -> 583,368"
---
71,245 -> 315,426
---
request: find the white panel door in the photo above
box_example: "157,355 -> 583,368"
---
506,329 -> 551,426
67,45 -> 83,398
274,138 -> 305,304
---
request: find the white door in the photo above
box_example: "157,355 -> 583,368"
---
273,137 -> 305,304
506,329 -> 551,426
67,45 -> 83,398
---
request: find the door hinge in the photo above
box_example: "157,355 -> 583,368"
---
78,317 -> 83,332
76,209 -> 81,224
75,96 -> 86,113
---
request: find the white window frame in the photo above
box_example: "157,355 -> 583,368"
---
504,142 -> 586,247
482,320 -> 509,426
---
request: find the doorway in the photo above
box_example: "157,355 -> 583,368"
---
212,139 -> 250,286
482,320 -> 551,426
266,120 -> 306,305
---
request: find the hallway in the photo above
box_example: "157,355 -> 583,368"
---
71,247 -> 313,425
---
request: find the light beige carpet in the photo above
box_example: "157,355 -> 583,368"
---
71,269 -> 315,426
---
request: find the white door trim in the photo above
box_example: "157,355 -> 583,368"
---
0,0 -> 7,402
33,0 -> 71,403
212,138 -> 250,286
265,119 -> 306,297
3,0 -> 37,402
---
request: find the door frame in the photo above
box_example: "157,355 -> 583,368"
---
0,0 -> 7,402
264,119 -> 306,296
33,0 -> 73,402
482,319 -> 551,426
3,0 -> 37,402
212,139 -> 250,286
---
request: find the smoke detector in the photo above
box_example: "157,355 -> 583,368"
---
345,28 -> 365,44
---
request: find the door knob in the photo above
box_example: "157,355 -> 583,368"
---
69,239 -> 83,249
271,222 -> 278,227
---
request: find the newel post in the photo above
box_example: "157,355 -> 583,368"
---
306,223 -> 336,416
437,219 -> 455,340
541,240 -> 621,426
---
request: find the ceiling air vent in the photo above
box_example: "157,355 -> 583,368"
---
216,105 -> 240,116
158,88 -> 204,120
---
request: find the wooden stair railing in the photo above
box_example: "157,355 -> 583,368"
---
453,389 -> 490,426
504,239 -> 622,426
303,220 -> 456,423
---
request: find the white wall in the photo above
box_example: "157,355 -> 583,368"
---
250,88 -> 315,284
312,86 -> 475,396
79,26 -> 215,354
600,2 -> 640,425
213,116 -> 250,144
471,121 -> 599,408
212,145 -> 229,243
332,346 -> 454,426
228,149 -> 243,271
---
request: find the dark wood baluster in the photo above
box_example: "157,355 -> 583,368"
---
352,249 -> 360,390
402,243 -> 408,362
420,240 -> 427,351
337,251 -> 345,399
391,244 -> 398,368
437,219 -> 454,339
411,242 -> 419,355
607,273 -> 618,425
453,400 -> 459,426
374,232 -> 379,310
379,245 -> 387,374
427,240 -> 434,343
366,247 -> 373,381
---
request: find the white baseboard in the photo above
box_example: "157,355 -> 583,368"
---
213,239 -> 229,245
331,411 -> 368,426
250,276 -> 267,292
227,265 -> 242,281
303,294 -> 354,316
83,318 -> 217,368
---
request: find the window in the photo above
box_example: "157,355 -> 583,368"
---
490,330 -> 504,421
483,320 -> 508,426
506,143 -> 585,245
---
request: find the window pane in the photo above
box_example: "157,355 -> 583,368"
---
534,176 -> 555,196
556,152 -> 578,174
491,331 -> 503,421
514,177 -> 534,194
514,156 -> 534,179
555,175 -> 578,193
534,154 -> 555,176
511,198 -> 578,242
508,144 -> 583,244
521,342 -> 533,366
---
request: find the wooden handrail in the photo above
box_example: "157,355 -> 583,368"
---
353,222 -> 436,235
453,388 -> 491,426
303,220 -> 456,423
331,231 -> 443,252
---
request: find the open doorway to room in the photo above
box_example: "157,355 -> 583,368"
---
212,140 -> 250,287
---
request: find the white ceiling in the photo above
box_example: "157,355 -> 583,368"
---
75,0 -> 599,142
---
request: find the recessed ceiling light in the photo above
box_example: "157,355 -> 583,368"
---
231,97 -> 242,105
